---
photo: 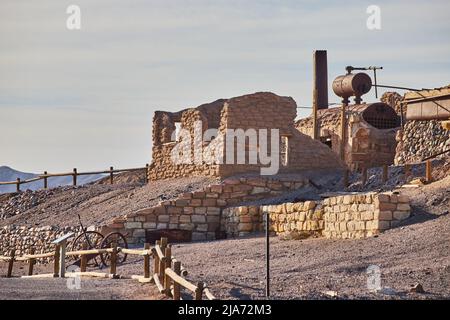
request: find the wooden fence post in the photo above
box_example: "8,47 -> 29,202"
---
7,249 -> 15,278
426,160 -> 433,183
44,171 -> 48,189
153,241 -> 160,276
28,248 -> 35,276
173,261 -> 181,300
73,168 -> 77,186
80,243 -> 88,272
343,169 -> 349,188
163,246 -> 172,295
144,243 -> 150,278
160,237 -> 168,252
195,282 -> 204,300
404,164 -> 411,180
53,245 -> 60,277
382,165 -> 388,183
110,244 -> 117,276
361,167 -> 367,185
110,167 -> 114,185
16,178 -> 20,193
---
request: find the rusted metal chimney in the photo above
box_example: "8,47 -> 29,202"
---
313,50 -> 329,110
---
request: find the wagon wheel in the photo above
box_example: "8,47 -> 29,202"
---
71,231 -> 105,268
100,232 -> 128,267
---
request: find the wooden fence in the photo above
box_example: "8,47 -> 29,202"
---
0,165 -> 149,193
0,237 -> 215,300
343,159 -> 436,188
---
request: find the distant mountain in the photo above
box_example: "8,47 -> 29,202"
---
0,166 -> 104,194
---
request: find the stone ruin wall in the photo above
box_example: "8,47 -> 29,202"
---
395,120 -> 449,164
223,192 -> 411,239
149,92 -> 343,181
380,91 -> 450,165
104,175 -> 311,244
296,107 -> 398,171
0,225 -> 89,262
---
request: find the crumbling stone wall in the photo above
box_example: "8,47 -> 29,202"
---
0,225 -> 86,262
222,192 -> 411,239
149,92 -> 343,180
395,120 -> 449,164
296,104 -> 399,170
105,175 -> 310,244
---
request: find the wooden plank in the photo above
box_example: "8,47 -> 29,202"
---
22,252 -> 55,259
65,248 -> 113,256
120,248 -> 152,255
164,268 -> 198,293
204,288 -> 216,300
153,274 -> 165,293
155,245 -> 165,260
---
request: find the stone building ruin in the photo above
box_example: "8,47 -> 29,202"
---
149,92 -> 343,180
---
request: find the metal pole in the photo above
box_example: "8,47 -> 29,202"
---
265,211 -> 270,298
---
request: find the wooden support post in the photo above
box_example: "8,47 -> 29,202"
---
110,167 -> 114,185
16,178 -> 20,193
7,249 -> 15,278
53,245 -> 60,277
59,242 -> 67,278
73,168 -> 77,186
154,240 -> 160,276
426,160 -> 433,183
28,248 -> 35,276
194,282 -> 204,300
173,261 -> 181,300
362,167 -> 368,185
382,165 -> 388,183
145,164 -> 149,184
80,243 -> 88,272
144,243 -> 150,278
110,244 -> 117,276
163,246 -> 172,295
404,164 -> 411,180
340,99 -> 349,161
160,237 -> 168,251
43,171 -> 48,189
343,169 -> 349,188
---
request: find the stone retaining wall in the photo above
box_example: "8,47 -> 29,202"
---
0,225 -> 85,262
105,176 -> 310,244
222,192 -> 411,239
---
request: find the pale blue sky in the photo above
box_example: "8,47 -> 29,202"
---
1,0 -> 449,172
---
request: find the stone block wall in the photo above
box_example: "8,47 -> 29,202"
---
222,192 -> 411,240
149,92 -> 343,181
105,176 -> 311,244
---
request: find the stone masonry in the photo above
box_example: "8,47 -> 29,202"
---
222,192 -> 411,239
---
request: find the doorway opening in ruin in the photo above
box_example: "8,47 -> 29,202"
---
320,136 -> 332,148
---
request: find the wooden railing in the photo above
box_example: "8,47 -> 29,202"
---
0,237 -> 215,300
0,164 -> 149,192
343,159 -> 438,188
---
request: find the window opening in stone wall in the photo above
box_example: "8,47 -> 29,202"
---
174,122 -> 182,141
280,136 -> 289,166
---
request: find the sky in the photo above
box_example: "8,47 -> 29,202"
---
1,0 -> 449,173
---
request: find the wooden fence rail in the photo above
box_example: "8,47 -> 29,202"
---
0,164 -> 149,192
1,237 -> 215,300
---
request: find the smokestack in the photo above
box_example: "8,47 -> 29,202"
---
313,50 -> 329,110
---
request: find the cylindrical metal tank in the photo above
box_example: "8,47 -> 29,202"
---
332,73 -> 372,99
